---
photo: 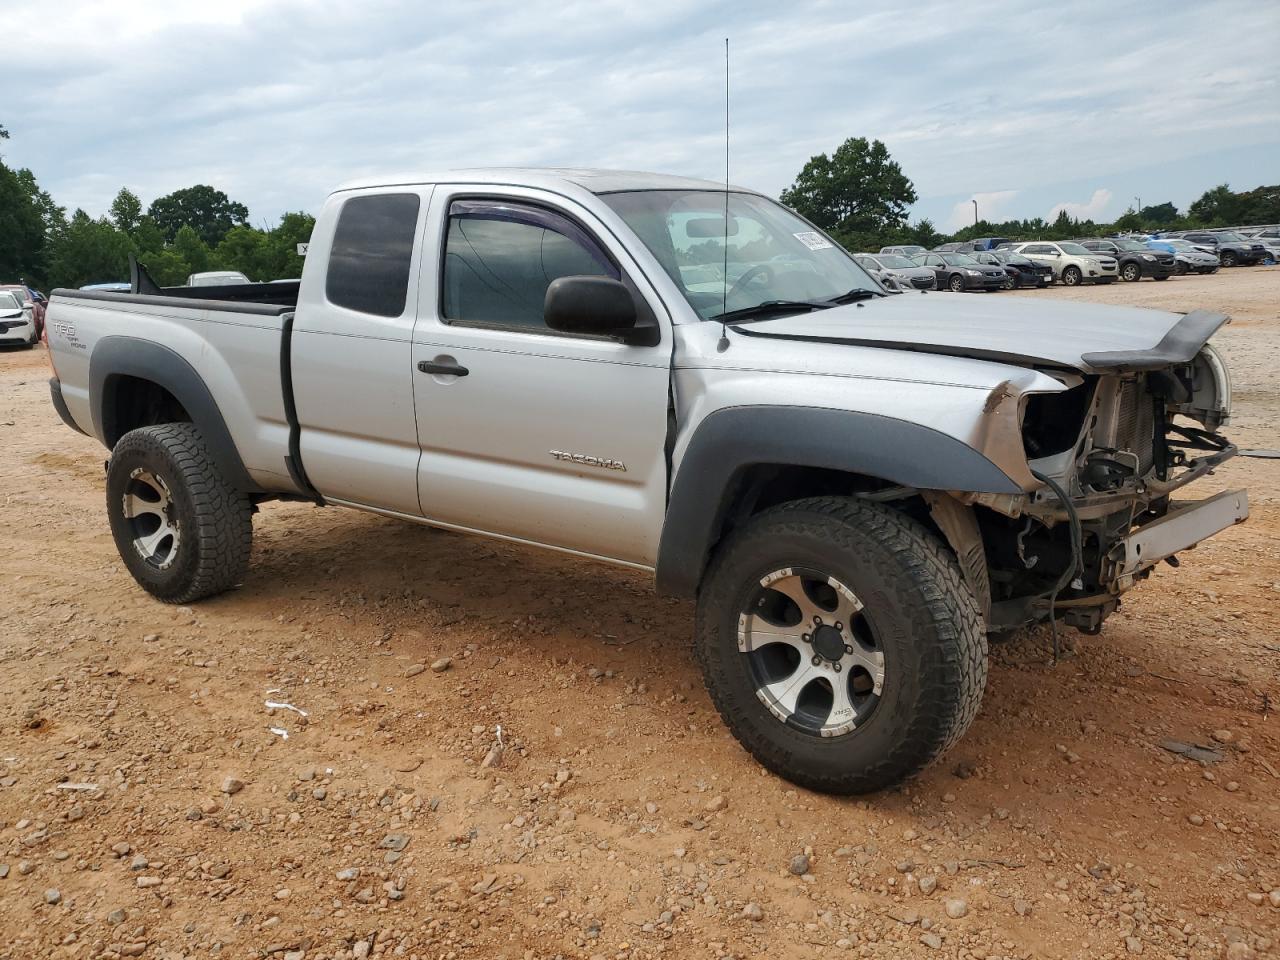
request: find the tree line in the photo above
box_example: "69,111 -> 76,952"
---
1,124 -> 313,290
3,119 -> 1277,292
781,136 -> 1280,253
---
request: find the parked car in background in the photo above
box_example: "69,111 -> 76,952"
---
1177,232 -> 1265,267
0,289 -> 38,348
1146,239 -> 1219,275
879,244 -> 927,257
932,242 -> 966,252
967,237 -> 1013,252
853,253 -> 937,290
1078,238 -> 1175,282
0,283 -> 45,341
973,250 -> 1053,288
912,252 -> 1007,292
1007,241 -> 1118,286
1240,234 -> 1280,263
187,271 -> 251,287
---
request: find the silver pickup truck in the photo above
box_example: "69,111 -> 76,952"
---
45,168 -> 1248,794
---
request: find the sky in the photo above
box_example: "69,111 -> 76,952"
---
2,0 -> 1277,233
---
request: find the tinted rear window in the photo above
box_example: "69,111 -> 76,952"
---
326,193 -> 421,317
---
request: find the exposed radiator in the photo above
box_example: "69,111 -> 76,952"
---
1115,379 -> 1156,474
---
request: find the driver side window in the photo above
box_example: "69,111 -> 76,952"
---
441,200 -> 618,331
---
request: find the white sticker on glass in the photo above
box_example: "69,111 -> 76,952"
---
793,231 -> 834,251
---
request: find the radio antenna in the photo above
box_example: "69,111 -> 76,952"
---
717,37 -> 731,352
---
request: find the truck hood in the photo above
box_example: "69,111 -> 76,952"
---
732,295 -> 1228,373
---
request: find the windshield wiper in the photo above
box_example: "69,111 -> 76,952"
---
826,287 -> 884,304
709,299 -> 834,323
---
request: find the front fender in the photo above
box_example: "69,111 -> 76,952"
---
654,405 -> 1020,598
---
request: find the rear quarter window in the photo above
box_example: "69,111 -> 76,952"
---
326,193 -> 421,317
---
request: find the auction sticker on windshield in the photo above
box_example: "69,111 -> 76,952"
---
793,231 -> 834,251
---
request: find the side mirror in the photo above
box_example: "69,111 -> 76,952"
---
545,276 -> 648,343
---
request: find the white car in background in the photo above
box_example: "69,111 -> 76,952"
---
0,289 -> 38,348
1006,241 -> 1118,286
186,271 -> 251,287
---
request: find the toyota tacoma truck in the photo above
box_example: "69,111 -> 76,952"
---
44,169 -> 1248,794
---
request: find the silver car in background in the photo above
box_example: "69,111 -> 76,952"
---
854,253 -> 936,290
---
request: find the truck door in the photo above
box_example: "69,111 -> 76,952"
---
290,187 -> 432,515
410,186 -> 673,567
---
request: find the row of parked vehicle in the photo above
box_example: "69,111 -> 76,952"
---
857,225 -> 1277,293
0,282 -> 47,348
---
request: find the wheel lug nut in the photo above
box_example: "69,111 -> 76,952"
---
802,634 -> 811,643
834,622 -> 843,631
812,616 -> 822,625
844,644 -> 853,655
811,656 -> 822,666
833,663 -> 842,672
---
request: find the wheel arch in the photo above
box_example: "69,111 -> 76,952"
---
655,406 -> 1020,598
90,336 -> 261,494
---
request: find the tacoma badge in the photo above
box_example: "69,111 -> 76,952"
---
550,450 -> 627,472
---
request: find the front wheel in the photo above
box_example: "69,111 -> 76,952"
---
106,423 -> 253,603
1174,261 -> 1188,276
694,497 -> 987,794
1221,251 -> 1237,267
1062,265 -> 1082,286
948,274 -> 966,293
1121,262 -> 1141,282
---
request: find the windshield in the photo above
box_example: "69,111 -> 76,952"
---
1213,232 -> 1244,242
1059,242 -> 1092,256
1114,240 -> 1148,251
940,252 -> 980,266
601,190 -> 877,320
876,255 -> 915,269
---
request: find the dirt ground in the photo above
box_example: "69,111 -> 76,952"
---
1,268 -> 1277,960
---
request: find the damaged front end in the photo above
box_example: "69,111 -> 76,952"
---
963,316 -> 1249,634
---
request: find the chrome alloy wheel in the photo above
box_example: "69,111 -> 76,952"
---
121,468 -> 181,569
738,568 -> 885,738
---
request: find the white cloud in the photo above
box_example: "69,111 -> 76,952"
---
943,190 -> 1018,232
1048,189 -> 1114,223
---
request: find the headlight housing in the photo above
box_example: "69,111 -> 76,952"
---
1141,254 -> 1155,261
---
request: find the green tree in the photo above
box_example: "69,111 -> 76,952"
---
137,249 -> 190,287
148,184 -> 249,246
1139,201 -> 1178,225
46,210 -> 135,288
216,224 -> 270,280
110,188 -> 144,234
780,137 -> 917,248
172,224 -> 213,275
1188,184 -> 1241,226
1234,184 -> 1280,225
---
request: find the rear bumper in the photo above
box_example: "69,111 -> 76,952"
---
49,378 -> 87,436
1115,489 -> 1248,586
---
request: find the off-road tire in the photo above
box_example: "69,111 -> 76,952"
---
1061,265 -> 1082,286
694,497 -> 987,794
1121,262 -> 1141,282
106,423 -> 253,603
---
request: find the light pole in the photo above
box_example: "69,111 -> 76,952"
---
972,199 -> 979,228
1134,196 -> 1141,217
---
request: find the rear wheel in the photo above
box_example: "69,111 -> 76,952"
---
1062,265 -> 1082,286
1121,262 -> 1141,282
694,497 -> 987,794
1154,275 -> 1169,281
106,423 -> 253,603
948,273 -> 966,293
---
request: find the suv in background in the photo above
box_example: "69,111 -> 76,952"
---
1008,241 -> 1118,285
878,244 -> 927,257
1178,232 -> 1265,267
1078,239 -> 1175,282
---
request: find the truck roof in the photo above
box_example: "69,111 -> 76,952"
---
333,167 -> 758,196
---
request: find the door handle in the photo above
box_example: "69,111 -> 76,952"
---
417,359 -> 469,377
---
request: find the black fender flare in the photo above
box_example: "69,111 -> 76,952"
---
654,405 -> 1020,598
89,336 -> 261,494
